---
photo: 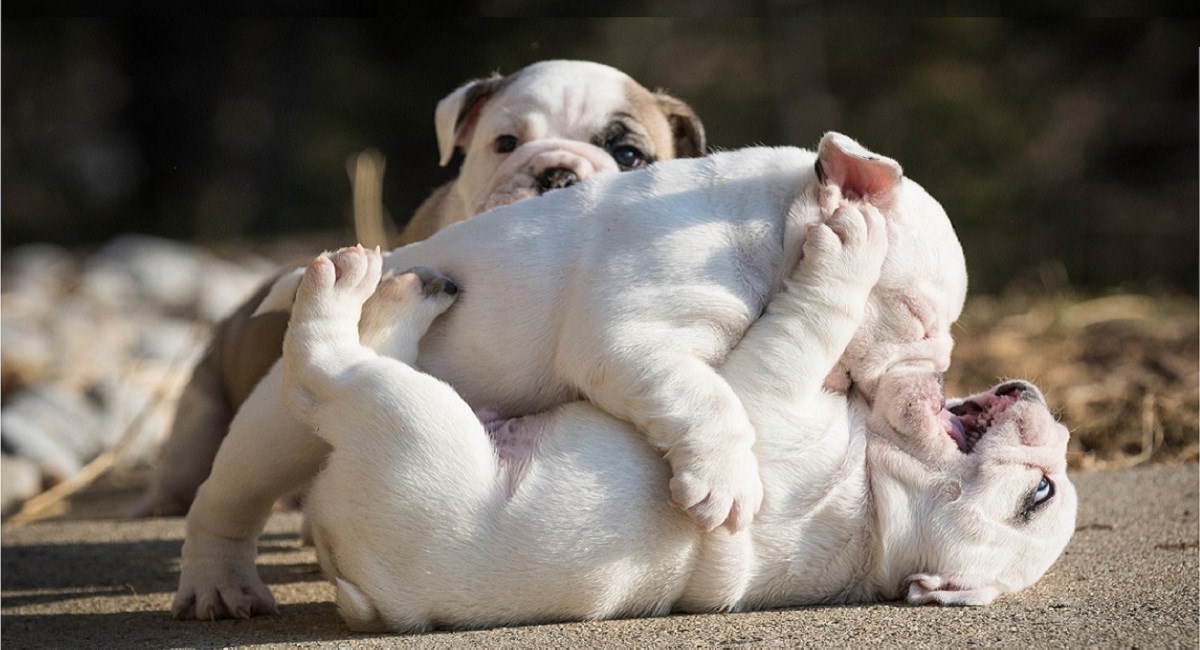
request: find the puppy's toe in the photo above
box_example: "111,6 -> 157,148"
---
370,273 -> 424,302
408,266 -> 459,298
303,256 -> 337,290
826,204 -> 867,245
669,448 -> 762,532
194,589 -> 230,621
328,245 -> 382,294
688,493 -> 734,533
220,583 -> 278,619
171,588 -> 196,620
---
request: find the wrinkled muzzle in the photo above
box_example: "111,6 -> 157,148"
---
472,139 -> 619,214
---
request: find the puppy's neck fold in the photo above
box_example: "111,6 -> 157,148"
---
861,437 -> 949,599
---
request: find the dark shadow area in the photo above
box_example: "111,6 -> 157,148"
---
0,601 -> 356,650
1,532 -> 316,603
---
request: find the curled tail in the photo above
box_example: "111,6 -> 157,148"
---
335,577 -> 387,632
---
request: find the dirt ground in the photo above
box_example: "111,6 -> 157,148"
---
945,292 -> 1198,470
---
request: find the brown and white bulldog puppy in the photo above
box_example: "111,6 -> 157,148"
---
133,60 -> 704,517
399,59 -> 705,244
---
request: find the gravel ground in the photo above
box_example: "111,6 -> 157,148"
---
2,464 -> 1196,649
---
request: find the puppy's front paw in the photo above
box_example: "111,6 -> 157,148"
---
172,557 -> 277,621
668,444 -> 763,533
801,203 -> 888,285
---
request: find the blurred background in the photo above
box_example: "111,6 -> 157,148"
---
5,18 -> 1196,291
1,18 -> 1196,518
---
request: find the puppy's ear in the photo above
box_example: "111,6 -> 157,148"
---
655,92 -> 706,158
816,132 -> 902,204
435,74 -> 505,166
905,573 -> 1001,607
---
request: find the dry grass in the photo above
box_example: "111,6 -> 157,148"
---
945,293 -> 1198,469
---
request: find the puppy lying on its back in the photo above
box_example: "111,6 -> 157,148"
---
281,221 -> 1076,631
136,60 -> 705,517
174,134 -> 971,620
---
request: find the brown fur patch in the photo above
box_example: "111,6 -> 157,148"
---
622,80 -> 706,159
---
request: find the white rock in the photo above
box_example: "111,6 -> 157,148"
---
1,243 -> 75,297
1,454 -> 42,516
0,318 -> 55,390
0,385 -> 107,482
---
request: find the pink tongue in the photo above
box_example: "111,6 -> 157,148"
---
939,410 -> 967,447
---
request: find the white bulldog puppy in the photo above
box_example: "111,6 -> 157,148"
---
279,225 -> 1075,632
172,134 -> 967,620
136,59 -> 704,517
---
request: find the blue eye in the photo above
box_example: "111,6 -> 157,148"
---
1034,476 -> 1054,504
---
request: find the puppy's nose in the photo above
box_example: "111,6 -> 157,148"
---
995,380 -> 1044,404
537,167 -> 579,193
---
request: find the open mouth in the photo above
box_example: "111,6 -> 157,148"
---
939,382 -> 1028,453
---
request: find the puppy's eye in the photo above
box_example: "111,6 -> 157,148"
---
612,144 -> 648,170
495,135 -> 519,154
1034,476 -> 1054,505
1017,475 -> 1056,523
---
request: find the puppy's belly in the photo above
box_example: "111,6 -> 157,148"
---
478,410 -> 545,498
312,403 -> 700,629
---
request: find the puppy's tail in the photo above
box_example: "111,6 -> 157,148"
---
335,577 -> 387,632
347,149 -> 396,250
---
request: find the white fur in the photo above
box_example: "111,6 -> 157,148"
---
281,221 -> 1075,631
138,61 -> 668,520
172,134 -> 1029,621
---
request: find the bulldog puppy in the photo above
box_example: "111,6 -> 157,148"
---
276,223 -> 1074,631
399,59 -> 705,244
171,134 -> 967,619
134,60 -> 704,517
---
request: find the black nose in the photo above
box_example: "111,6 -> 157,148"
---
537,167 -> 578,193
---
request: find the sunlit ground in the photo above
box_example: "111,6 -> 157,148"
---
947,292 -> 1198,469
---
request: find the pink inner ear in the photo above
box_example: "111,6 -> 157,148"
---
839,158 -> 897,201
821,154 -> 900,201
818,136 -> 902,203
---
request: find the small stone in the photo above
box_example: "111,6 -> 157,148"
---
0,384 -> 108,482
0,454 -> 42,515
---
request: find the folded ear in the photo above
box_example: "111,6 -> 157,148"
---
816,132 -> 902,204
655,92 -> 706,158
905,573 -> 1001,607
435,74 -> 504,166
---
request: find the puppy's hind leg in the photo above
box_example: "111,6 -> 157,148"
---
282,247 -> 468,458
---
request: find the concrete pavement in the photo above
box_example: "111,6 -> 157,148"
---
2,464 -> 1196,648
